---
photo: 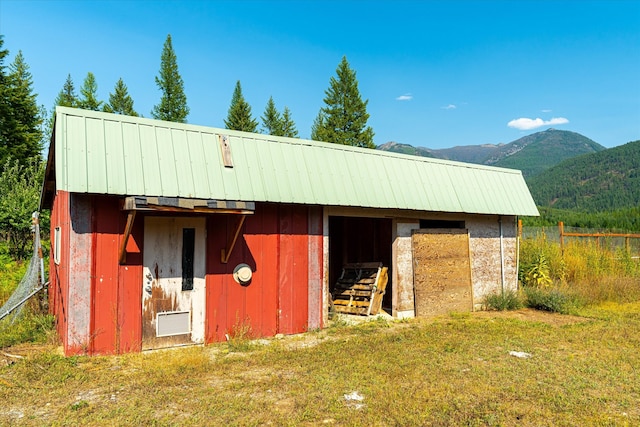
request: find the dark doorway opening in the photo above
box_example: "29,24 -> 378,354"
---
329,216 -> 393,313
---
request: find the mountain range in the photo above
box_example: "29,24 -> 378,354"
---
377,129 -> 605,178
378,129 -> 639,214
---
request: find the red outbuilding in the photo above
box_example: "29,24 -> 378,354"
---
41,107 -> 538,355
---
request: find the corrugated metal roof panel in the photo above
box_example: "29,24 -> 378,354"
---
47,107 -> 539,216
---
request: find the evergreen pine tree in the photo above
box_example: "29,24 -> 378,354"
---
5,51 -> 42,164
261,96 -> 283,135
281,106 -> 298,138
0,36 -> 12,165
104,78 -> 138,116
0,44 -> 42,166
224,81 -> 257,132
152,34 -> 189,123
315,56 -> 374,148
310,111 -> 326,141
78,72 -> 103,111
54,74 -> 78,108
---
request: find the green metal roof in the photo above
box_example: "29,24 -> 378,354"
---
42,107 -> 539,216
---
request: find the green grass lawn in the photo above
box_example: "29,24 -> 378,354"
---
1,303 -> 639,426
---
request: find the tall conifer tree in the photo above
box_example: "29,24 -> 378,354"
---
224,81 -> 257,132
104,78 -> 138,116
0,37 -> 12,165
281,106 -> 298,138
314,56 -> 374,148
54,74 -> 78,108
0,44 -> 42,166
310,111 -> 326,141
152,34 -> 189,122
78,72 -> 103,111
261,96 -> 283,135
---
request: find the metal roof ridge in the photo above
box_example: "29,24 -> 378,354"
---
55,106 -> 525,177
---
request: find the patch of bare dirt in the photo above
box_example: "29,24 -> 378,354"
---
471,308 -> 589,326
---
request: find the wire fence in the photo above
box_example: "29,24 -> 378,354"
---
521,223 -> 640,258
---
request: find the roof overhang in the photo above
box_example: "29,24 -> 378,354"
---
122,196 -> 255,215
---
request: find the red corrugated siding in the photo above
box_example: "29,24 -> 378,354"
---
91,196 -> 120,354
243,203 -> 279,337
117,216 -> 143,353
206,203 -> 320,343
278,205 -> 309,334
89,196 -> 144,355
49,190 -> 70,350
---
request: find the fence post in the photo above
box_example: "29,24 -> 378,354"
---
518,219 -> 522,238
559,221 -> 564,254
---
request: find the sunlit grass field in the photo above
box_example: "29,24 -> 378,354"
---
1,304 -> 639,426
0,236 -> 639,426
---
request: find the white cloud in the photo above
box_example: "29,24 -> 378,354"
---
507,117 -> 569,130
396,93 -> 413,101
541,109 -> 552,113
441,104 -> 456,110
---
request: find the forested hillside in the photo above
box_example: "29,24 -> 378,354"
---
489,129 -> 604,177
527,140 -> 640,212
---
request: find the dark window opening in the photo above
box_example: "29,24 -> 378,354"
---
420,219 -> 465,229
182,228 -> 195,291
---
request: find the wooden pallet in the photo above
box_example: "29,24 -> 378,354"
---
331,262 -> 389,316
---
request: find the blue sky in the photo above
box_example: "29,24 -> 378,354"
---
1,0 -> 639,149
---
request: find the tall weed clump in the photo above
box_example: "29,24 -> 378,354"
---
519,233 -> 640,310
483,290 -> 524,311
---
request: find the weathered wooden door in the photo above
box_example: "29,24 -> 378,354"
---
412,229 -> 473,317
142,217 -> 206,350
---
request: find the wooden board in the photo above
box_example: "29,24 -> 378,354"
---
369,267 -> 388,315
412,229 -> 472,317
331,263 -> 387,316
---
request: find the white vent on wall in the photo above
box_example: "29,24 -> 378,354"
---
53,227 -> 61,265
156,311 -> 191,337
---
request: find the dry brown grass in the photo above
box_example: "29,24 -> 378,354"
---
520,235 -> 640,306
1,304 -> 639,426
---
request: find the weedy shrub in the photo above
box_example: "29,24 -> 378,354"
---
524,253 -> 553,287
524,286 -> 580,314
483,290 -> 524,311
226,316 -> 255,352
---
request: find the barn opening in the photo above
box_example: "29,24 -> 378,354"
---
328,216 -> 393,314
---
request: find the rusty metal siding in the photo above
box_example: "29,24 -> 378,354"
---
67,194 -> 93,353
307,206 -> 324,330
49,190 -> 70,349
49,107 -> 539,217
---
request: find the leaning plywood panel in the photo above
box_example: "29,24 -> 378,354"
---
412,229 -> 473,317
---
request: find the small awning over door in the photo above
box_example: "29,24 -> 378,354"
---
119,196 -> 255,264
